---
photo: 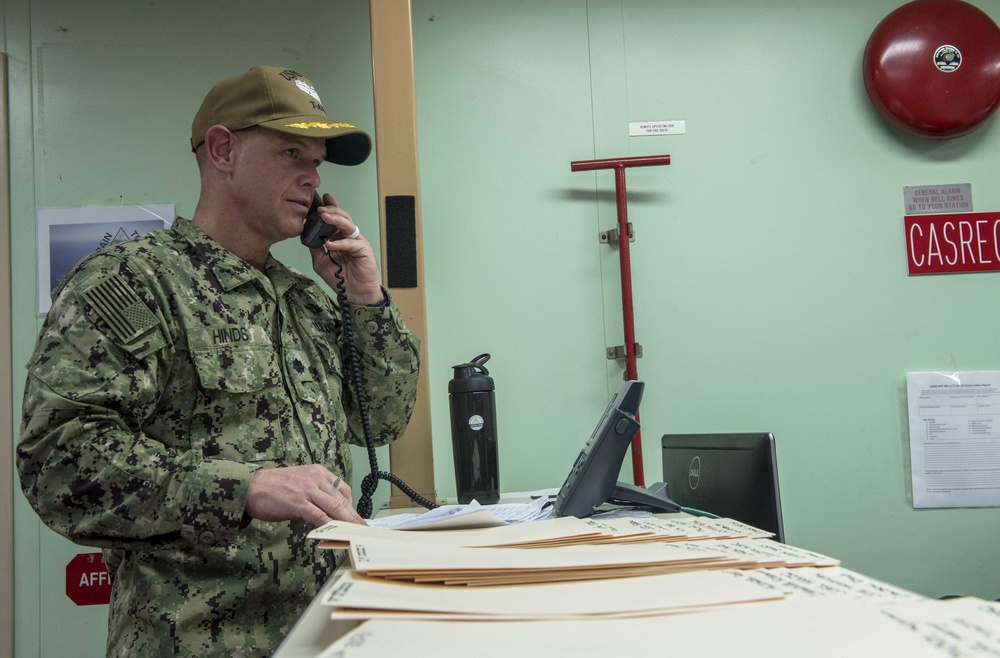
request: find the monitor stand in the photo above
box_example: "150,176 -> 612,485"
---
606,481 -> 681,513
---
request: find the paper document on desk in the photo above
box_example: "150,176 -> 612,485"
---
346,535 -> 840,586
591,516 -> 774,542
318,597 -> 1000,658
310,514 -> 783,552
322,567 -> 784,621
368,497 -> 552,530
309,516 -> 606,550
726,566 -> 922,603
345,536 -> 818,586
674,538 -> 840,568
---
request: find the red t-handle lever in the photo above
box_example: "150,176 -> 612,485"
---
571,155 -> 671,487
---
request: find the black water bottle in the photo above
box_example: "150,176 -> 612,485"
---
449,353 -> 500,504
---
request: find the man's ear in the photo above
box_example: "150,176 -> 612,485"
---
203,125 -> 237,173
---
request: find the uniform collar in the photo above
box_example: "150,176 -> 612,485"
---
171,218 -> 316,298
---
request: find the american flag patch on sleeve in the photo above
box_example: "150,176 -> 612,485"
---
82,275 -> 159,344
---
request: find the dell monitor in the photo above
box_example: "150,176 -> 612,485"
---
661,432 -> 785,543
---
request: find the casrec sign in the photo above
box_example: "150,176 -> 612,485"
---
905,212 -> 1000,275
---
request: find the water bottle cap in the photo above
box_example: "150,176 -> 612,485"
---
449,353 -> 495,393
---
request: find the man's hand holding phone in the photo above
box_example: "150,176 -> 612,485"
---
304,192 -> 384,306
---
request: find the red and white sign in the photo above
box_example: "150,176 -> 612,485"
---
905,212 -> 1000,275
66,552 -> 112,606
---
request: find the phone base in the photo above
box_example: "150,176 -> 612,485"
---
606,481 -> 681,513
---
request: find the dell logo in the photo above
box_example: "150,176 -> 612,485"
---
688,456 -> 701,490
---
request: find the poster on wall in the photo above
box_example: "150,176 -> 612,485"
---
906,371 -> 1000,508
36,204 -> 174,313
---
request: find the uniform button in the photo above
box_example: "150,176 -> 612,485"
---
366,321 -> 379,333
199,531 -> 216,545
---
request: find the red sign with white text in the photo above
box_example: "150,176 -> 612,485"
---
905,212 -> 1000,275
66,552 -> 112,606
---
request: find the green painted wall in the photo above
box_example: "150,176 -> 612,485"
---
8,0 -> 1000,655
412,0 -> 1000,601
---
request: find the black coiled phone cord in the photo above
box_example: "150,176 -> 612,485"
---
330,258 -> 438,518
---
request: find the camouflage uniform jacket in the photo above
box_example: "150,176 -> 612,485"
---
17,217 -> 420,657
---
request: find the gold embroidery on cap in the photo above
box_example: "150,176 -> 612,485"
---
284,121 -> 356,129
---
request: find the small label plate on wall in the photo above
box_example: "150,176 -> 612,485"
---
903,183 -> 972,215
629,120 -> 686,136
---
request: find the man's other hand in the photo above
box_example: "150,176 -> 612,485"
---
246,464 -> 367,526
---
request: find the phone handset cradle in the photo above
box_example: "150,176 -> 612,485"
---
553,381 -> 680,518
607,481 -> 679,512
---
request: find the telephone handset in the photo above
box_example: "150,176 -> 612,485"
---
301,192 -> 437,518
301,191 -> 337,249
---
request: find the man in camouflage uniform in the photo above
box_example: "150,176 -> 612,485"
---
17,65 -> 420,656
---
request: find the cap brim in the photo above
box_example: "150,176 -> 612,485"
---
258,116 -> 372,166
324,132 -> 373,167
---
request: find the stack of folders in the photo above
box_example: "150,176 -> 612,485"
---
310,515 -> 893,613
306,516 -> 1000,657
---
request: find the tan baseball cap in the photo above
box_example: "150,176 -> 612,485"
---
190,65 -> 372,166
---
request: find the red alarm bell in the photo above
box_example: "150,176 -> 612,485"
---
863,0 -> 1000,139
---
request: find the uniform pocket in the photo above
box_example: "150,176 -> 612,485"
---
190,343 -> 280,393
188,340 -> 286,462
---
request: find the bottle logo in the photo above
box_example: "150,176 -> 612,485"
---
468,415 -> 485,431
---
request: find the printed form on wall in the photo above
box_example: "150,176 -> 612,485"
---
906,371 -> 1000,508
